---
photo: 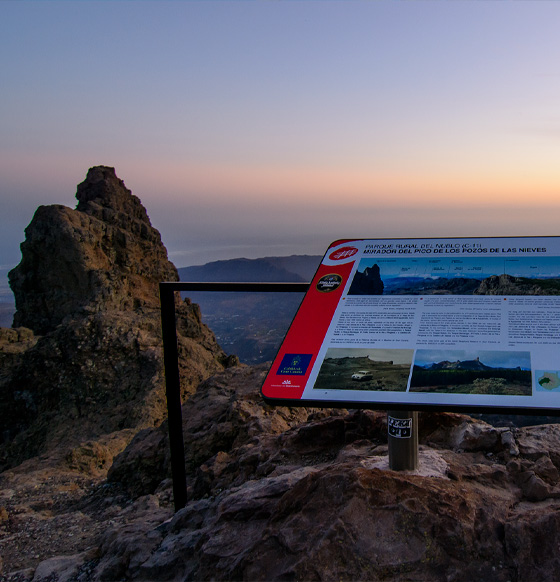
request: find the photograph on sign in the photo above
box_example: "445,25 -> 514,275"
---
261,237 -> 560,414
409,349 -> 531,396
313,348 -> 413,392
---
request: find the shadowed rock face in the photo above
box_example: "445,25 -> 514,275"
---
9,166 -> 178,335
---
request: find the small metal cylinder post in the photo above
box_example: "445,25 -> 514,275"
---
387,410 -> 418,471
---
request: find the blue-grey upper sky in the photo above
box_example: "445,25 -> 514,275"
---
2,1 -> 560,271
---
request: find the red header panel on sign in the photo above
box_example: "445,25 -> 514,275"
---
261,237 -> 560,415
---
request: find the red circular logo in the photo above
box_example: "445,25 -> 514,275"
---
329,246 -> 358,261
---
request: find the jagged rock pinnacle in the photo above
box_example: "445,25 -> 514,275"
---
9,166 -> 178,334
76,165 -> 150,224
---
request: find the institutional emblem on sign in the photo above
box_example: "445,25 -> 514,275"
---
277,354 -> 313,375
329,246 -> 358,261
316,273 -> 343,293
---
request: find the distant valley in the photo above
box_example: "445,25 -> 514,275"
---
178,255 -> 321,363
178,255 -> 319,283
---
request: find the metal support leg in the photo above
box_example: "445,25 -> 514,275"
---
160,283 -> 188,511
159,281 -> 308,511
387,410 -> 418,471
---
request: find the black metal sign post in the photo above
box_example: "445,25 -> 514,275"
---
159,281 -> 309,512
387,410 -> 418,471
159,282 -> 187,511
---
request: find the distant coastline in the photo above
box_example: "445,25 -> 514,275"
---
0,268 -> 15,327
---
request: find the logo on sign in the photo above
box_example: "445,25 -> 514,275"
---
388,416 -> 413,439
316,273 -> 343,293
277,354 -> 313,375
329,246 -> 358,261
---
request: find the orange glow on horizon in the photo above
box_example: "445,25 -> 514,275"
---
129,159 -> 560,209
2,152 -> 559,212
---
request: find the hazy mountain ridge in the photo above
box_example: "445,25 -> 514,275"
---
385,275 -> 482,295
178,254 -> 321,283
0,253 -> 320,364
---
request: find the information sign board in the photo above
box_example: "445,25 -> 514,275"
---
261,237 -> 560,414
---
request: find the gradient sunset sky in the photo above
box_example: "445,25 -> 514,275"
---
2,1 -> 560,270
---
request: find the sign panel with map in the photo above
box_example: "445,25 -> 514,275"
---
261,237 -> 560,414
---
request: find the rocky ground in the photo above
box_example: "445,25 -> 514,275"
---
3,364 -> 560,581
0,456 -> 131,578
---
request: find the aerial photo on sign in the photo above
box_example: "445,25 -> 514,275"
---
261,237 -> 560,414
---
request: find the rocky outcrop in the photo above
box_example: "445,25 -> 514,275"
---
9,166 -> 178,334
0,167 -> 231,471
107,364 -> 342,498
0,327 -> 36,383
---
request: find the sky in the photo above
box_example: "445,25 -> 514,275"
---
2,1 -> 560,273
